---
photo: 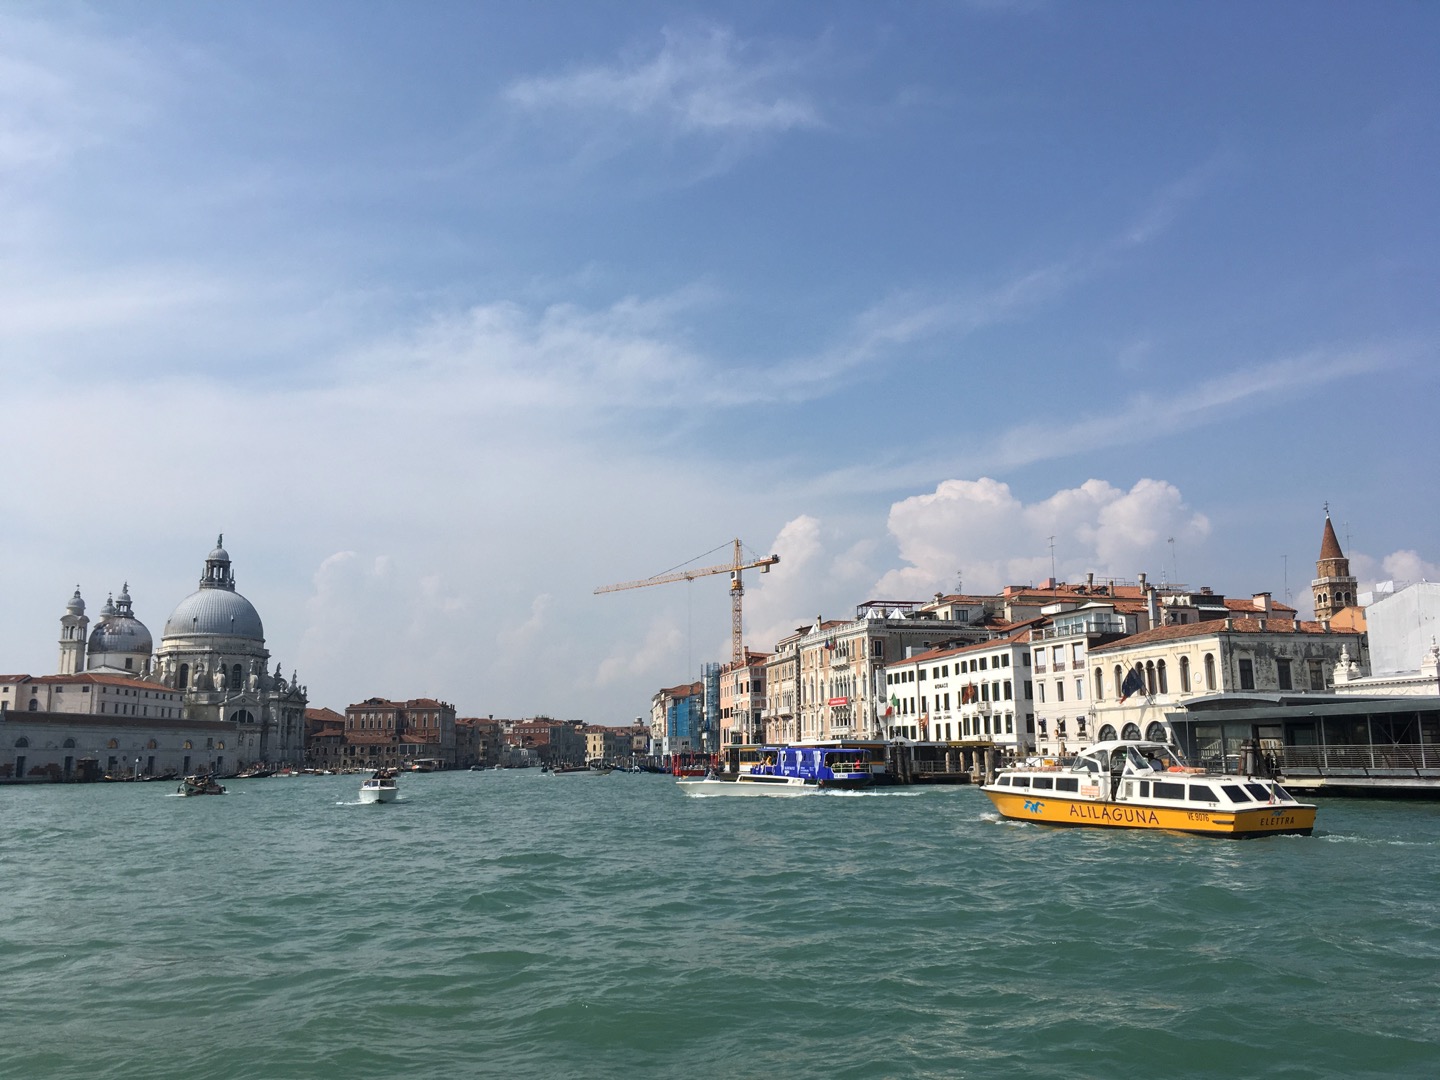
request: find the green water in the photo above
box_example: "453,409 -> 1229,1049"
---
2,772 -> 1438,1079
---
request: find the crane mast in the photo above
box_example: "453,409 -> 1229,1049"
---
595,538 -> 780,667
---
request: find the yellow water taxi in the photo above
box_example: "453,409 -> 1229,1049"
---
981,740 -> 1315,837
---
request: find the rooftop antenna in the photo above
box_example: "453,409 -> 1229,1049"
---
1048,536 -> 1057,585
1283,554 -> 1291,606
1168,536 -> 1177,587
955,570 -> 963,595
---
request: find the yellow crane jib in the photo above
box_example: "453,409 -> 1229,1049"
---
594,538 -> 779,667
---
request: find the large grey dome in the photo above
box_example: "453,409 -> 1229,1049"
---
164,588 -> 264,640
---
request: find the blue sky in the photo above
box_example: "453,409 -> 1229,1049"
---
2,1 -> 1436,723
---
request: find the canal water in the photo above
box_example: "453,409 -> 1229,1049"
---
3,771 -> 1438,1079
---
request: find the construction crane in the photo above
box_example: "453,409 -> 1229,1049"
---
595,538 -> 780,667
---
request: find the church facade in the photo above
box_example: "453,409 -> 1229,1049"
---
2,537 -> 307,780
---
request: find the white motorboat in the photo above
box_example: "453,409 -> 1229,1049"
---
359,769 -> 399,804
677,773 -> 819,797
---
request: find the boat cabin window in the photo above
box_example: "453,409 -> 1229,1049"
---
1032,776 -> 1054,790
1244,783 -> 1273,802
1273,783 -> 1295,803
1055,777 -> 1079,793
1187,784 -> 1219,803
995,775 -> 1011,786
1134,780 -> 1150,797
1221,784 -> 1252,802
1072,756 -> 1101,773
1152,781 -> 1185,800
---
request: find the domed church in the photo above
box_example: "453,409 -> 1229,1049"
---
151,537 -> 307,764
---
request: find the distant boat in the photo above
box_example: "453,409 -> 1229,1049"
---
359,769 -> 399,804
177,775 -> 225,796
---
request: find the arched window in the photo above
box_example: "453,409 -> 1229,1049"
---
13,737 -> 28,748
1180,656 -> 1191,693
27,699 -> 38,711
1113,665 -> 1123,697
183,740 -> 193,750
63,738 -> 76,748
178,662 -> 189,689
146,739 -> 158,750
1121,722 -> 1142,740
1204,653 -> 1216,691
231,664 -> 243,689
1157,659 -> 1168,694
1145,661 -> 1157,695
1145,721 -> 1168,742
107,739 -> 119,749
1098,724 -> 1117,742
1094,668 -> 1104,700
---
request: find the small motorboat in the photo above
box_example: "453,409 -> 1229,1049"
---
677,771 -> 819,797
359,768 -> 399,804
177,775 -> 226,796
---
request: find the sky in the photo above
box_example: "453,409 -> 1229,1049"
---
2,1 -> 1437,724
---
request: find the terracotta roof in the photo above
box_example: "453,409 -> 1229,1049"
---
1090,617 -> 1354,654
1222,597 -> 1298,615
1319,515 -> 1345,561
898,626 -> 1034,665
34,672 -> 175,692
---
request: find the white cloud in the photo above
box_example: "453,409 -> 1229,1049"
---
596,618 -> 685,686
504,24 -> 821,136
0,12 -> 157,175
1380,550 -> 1440,585
498,593 -> 554,658
874,477 -> 1209,599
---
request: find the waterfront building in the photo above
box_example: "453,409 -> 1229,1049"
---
584,724 -> 633,763
457,716 -> 502,767
794,602 -> 995,741
3,537 -> 306,779
1089,612 -> 1367,743
1,671 -> 206,779
651,682 -> 704,758
1029,600 -> 1146,757
150,538 -> 308,764
886,627 -> 1033,751
717,650 -> 769,747
761,631 -> 801,743
304,706 -> 347,770
510,716 -> 586,764
341,696 -> 457,769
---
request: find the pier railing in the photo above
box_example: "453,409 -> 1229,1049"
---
1276,743 -> 1439,775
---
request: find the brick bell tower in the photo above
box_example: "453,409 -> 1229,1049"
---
1312,507 -> 1358,624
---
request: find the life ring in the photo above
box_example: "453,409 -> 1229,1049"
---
1167,765 -> 1186,773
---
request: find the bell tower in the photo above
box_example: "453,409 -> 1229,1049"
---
58,587 -> 88,675
1312,507 -> 1358,624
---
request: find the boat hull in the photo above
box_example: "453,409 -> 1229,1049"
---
982,788 -> 1315,836
678,776 -> 818,797
358,783 -> 398,804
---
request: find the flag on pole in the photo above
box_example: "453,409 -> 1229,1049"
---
1118,667 -> 1145,703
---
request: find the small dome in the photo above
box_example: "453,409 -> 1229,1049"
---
88,614 -> 153,655
209,533 -> 230,562
164,588 -> 264,641
66,588 -> 85,616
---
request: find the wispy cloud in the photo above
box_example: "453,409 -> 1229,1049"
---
505,24 -> 823,137
0,11 -> 165,180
